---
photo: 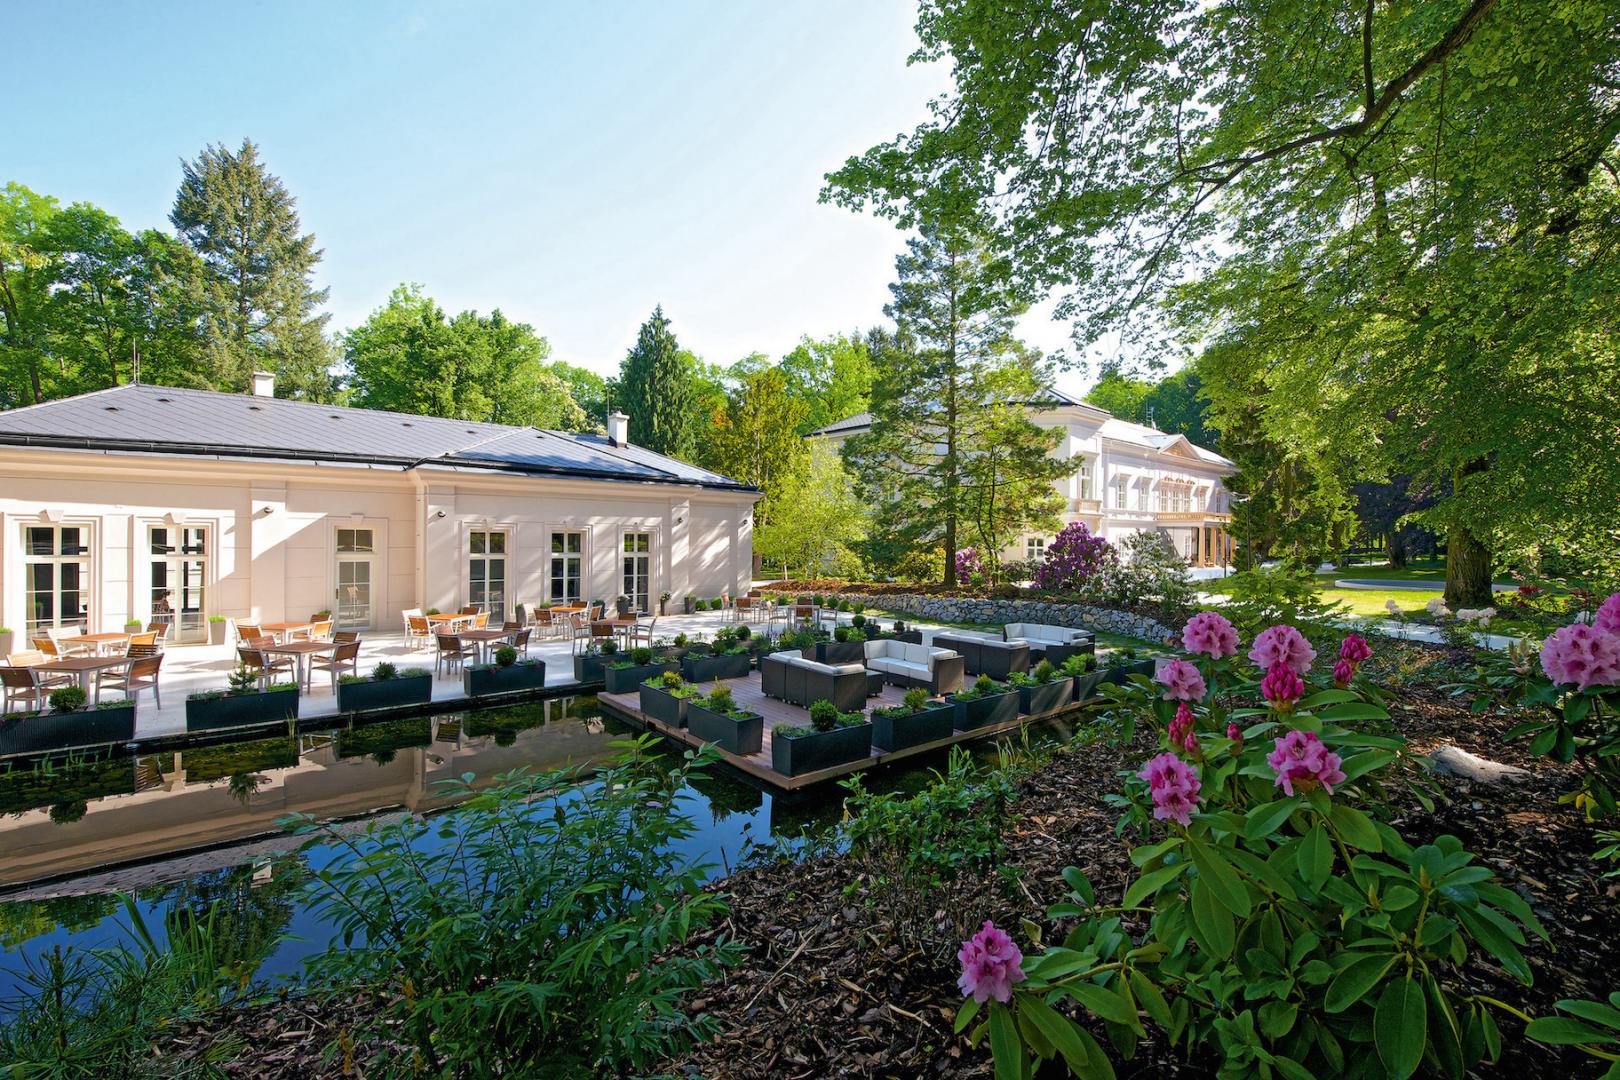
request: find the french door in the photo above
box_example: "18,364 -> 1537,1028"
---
621,532 -> 651,614
550,531 -> 582,605
469,530 -> 508,618
335,528 -> 375,630
23,525 -> 91,636
149,525 -> 208,644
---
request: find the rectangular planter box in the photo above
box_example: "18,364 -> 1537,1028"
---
464,662 -> 548,697
870,703 -> 955,752
186,687 -> 299,733
1070,671 -> 1105,703
0,705 -> 136,757
336,674 -> 433,715
1101,659 -> 1157,687
602,661 -> 678,694
950,689 -> 1020,731
771,721 -> 874,776
639,682 -> 690,727
813,640 -> 865,664
682,651 -> 752,683
1018,677 -> 1074,716
889,630 -> 924,645
687,703 -> 764,756
573,654 -> 607,683
1036,641 -> 1095,667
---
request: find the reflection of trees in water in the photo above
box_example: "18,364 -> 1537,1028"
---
141,855 -> 311,982
685,768 -> 762,823
0,892 -> 121,950
227,773 -> 268,806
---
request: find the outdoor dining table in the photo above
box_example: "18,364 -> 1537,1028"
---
602,616 -> 643,647
427,613 -> 477,632
458,627 -> 519,664
39,653 -> 133,691
77,632 -> 132,656
260,621 -> 315,644
259,639 -> 337,691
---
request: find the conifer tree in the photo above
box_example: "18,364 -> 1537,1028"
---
616,305 -> 695,457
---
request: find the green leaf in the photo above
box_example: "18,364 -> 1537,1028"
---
1022,997 -> 1115,1079
988,1001 -> 1024,1080
955,996 -> 983,1034
1065,981 -> 1143,1032
1189,840 -> 1252,917
1325,953 -> 1395,1013
1319,703 -> 1389,722
1525,1015 -> 1617,1045
1375,977 -> 1427,1079
1189,879 -> 1235,959
1062,865 -> 1096,906
1328,804 -> 1382,851
1296,824 -> 1333,890
1123,861 -> 1186,908
1244,798 -> 1299,839
1555,998 -> 1620,1031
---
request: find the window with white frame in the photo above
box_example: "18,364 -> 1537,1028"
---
1026,536 -> 1045,563
622,532 -> 652,613
1113,474 -> 1129,509
469,530 -> 508,617
23,524 -> 91,636
550,531 -> 583,604
1077,457 -> 1092,500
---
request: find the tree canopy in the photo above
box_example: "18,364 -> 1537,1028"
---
617,305 -> 697,457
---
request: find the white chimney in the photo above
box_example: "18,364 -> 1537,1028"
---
607,410 -> 629,447
251,371 -> 276,398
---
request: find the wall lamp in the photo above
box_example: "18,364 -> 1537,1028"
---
434,509 -> 447,519
258,506 -> 274,516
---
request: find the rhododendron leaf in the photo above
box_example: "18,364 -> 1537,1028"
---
1065,981 -> 1142,1032
1244,798 -> 1299,839
1023,996 -> 1116,1078
1189,879 -> 1235,959
1375,977 -> 1426,1079
1553,998 -> 1620,1032
987,1002 -> 1024,1080
1328,805 -> 1382,851
1258,1000 -> 1299,1038
1381,885 -> 1420,911
1025,947 -> 1098,981
955,997 -> 983,1034
1418,914 -> 1458,948
1296,825 -> 1333,890
1129,836 -> 1182,866
1189,841 -> 1251,917
1127,968 -> 1172,1030
1524,1015 -> 1614,1045
1124,861 -> 1186,907
1272,1055 -> 1316,1080
1318,703 -> 1389,722
1337,750 -> 1396,783
1298,689 -> 1359,708
1325,953 -> 1395,1012
1061,866 -> 1096,905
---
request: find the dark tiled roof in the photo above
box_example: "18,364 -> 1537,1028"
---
809,387 -> 1095,437
0,384 -> 754,492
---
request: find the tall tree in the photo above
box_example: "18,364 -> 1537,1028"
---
699,367 -> 809,524
825,0 -> 1620,606
843,225 -> 1068,584
616,305 -> 695,457
756,440 -> 868,579
170,138 -> 332,397
345,284 -> 585,428
779,333 -> 875,433
547,361 -> 609,429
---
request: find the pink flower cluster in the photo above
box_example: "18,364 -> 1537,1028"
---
1267,730 -> 1346,797
1595,592 -> 1620,637
1138,751 -> 1202,826
1168,702 -> 1200,758
1182,611 -> 1240,659
1155,658 -> 1207,702
1540,622 -> 1620,691
1261,662 -> 1305,711
1249,624 -> 1316,676
1226,721 -> 1244,748
1334,634 -> 1373,687
957,920 -> 1026,1003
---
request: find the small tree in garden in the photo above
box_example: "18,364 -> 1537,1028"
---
1032,522 -> 1115,592
954,613 -> 1555,1079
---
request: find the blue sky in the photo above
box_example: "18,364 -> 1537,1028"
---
9,1 -> 1091,393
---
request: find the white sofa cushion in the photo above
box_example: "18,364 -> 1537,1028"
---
887,660 -> 930,680
867,657 -> 900,674
901,642 -> 933,665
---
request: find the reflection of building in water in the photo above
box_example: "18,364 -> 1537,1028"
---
0,699 -> 616,893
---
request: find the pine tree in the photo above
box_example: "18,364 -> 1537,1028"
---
617,305 -> 694,457
170,138 -> 332,396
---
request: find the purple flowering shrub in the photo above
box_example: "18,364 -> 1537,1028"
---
1032,523 -> 1116,591
954,546 -> 986,584
956,612 -> 1554,1079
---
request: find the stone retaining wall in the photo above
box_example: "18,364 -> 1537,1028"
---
831,592 -> 1180,645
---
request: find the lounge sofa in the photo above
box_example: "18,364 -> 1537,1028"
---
760,650 -> 868,711
863,640 -> 966,695
932,630 -> 1031,679
1003,623 -> 1096,666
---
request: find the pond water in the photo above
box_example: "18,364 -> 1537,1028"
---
0,696 -> 1024,1001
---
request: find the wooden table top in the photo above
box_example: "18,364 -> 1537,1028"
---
261,621 -> 313,633
42,654 -> 131,673
259,640 -> 337,656
427,613 -> 476,623
78,632 -> 131,645
459,628 -> 517,643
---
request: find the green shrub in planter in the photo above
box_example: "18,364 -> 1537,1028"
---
337,665 -> 433,714
771,702 -> 873,776
48,686 -> 88,713
948,675 -> 1019,731
186,670 -> 300,733
603,653 -> 679,694
686,682 -> 763,755
0,695 -> 137,756
870,687 -> 955,752
1011,660 -> 1073,715
639,670 -> 695,727
465,658 -> 548,697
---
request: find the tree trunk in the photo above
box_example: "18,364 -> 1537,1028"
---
1444,524 -> 1492,607
1388,528 -> 1408,568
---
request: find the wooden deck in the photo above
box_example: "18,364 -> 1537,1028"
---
598,670 -> 1090,791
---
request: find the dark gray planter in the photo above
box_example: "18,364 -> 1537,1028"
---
464,661 -> 548,697
890,630 -> 924,645
603,661 -> 678,694
573,654 -> 607,683
1071,671 -> 1105,703
186,687 -> 299,733
336,674 -> 433,714
687,703 -> 764,755
0,705 -> 136,757
1036,641 -> 1096,667
814,640 -> 865,664
1101,658 -> 1157,687
639,682 -> 690,727
950,688 -> 1020,731
771,721 -> 873,776
682,651 -> 752,682
870,702 -> 954,752
1018,677 -> 1074,716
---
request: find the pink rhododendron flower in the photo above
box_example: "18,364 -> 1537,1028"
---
1595,593 -> 1620,637
1226,722 -> 1243,748
1267,730 -> 1346,796
1260,662 -> 1305,712
1182,611 -> 1240,659
1338,634 -> 1372,665
1137,751 -> 1203,826
1332,659 -> 1355,688
957,920 -> 1026,1003
1156,658 -> 1207,702
1249,624 -> 1316,677
1168,701 -> 1194,745
1540,623 -> 1620,691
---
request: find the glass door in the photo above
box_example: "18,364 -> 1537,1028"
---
23,525 -> 91,637
469,530 -> 508,618
149,526 -> 209,643
621,532 -> 651,614
550,531 -> 582,605
335,528 -> 375,630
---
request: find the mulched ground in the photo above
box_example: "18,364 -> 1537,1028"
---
166,646 -> 1618,1078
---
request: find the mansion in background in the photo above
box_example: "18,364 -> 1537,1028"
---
0,376 -> 759,643
813,390 -> 1236,570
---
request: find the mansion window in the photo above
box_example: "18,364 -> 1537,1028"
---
1077,458 -> 1092,500
550,531 -> 583,605
24,524 -> 91,636
1112,475 -> 1129,509
469,530 -> 508,617
1025,536 -> 1045,563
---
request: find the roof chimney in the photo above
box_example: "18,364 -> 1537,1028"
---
251,371 -> 276,398
607,410 -> 629,447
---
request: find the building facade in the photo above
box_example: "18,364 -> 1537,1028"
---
812,390 -> 1236,569
0,379 -> 759,643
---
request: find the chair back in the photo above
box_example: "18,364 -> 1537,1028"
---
474,612 -> 490,628
30,637 -> 58,657
334,641 -> 361,662
147,621 -> 170,638
502,621 -> 521,631
48,627 -> 89,656
7,650 -> 49,667
0,666 -> 37,690
127,644 -> 161,658
588,601 -> 605,620
407,615 -> 431,636
129,654 -> 163,680
512,629 -> 531,650
237,645 -> 265,668
334,630 -> 360,644
129,631 -> 157,647
460,605 -> 479,615
436,634 -> 462,653
533,609 -> 553,626
236,622 -> 262,642
309,620 -> 334,640
402,607 -> 424,619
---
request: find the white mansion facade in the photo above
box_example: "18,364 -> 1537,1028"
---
812,390 -> 1237,569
